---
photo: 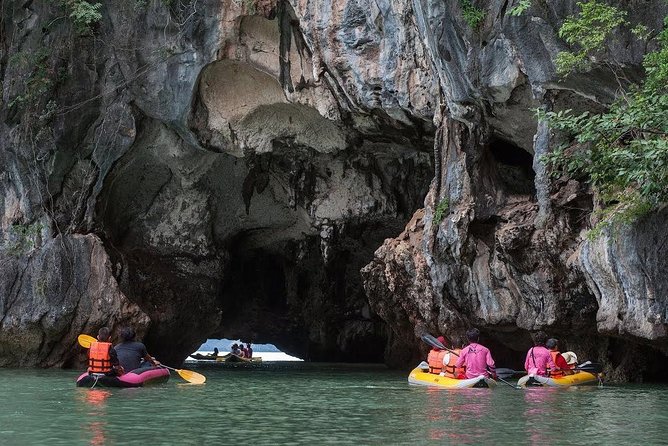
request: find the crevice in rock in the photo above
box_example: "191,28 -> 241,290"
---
488,137 -> 536,197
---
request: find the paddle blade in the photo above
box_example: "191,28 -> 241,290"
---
495,368 -> 524,379
576,362 -> 603,374
78,334 -> 96,348
176,368 -> 206,384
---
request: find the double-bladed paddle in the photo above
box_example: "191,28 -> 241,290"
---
496,362 -> 603,380
421,333 -> 521,389
420,334 -> 460,356
77,333 -> 206,384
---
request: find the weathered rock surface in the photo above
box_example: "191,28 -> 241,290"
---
0,0 -> 666,379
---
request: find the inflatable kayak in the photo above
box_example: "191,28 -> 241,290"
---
517,371 -> 599,388
408,366 -> 497,389
76,367 -> 170,388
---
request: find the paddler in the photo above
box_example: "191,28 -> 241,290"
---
524,331 -> 559,376
455,328 -> 496,379
88,327 -> 122,376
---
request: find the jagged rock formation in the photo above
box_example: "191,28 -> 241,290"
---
0,0 -> 432,366
1,0 -> 666,379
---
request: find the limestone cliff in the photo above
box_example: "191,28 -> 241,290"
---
0,0 -> 666,379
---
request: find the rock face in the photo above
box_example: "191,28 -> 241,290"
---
0,0 -> 666,379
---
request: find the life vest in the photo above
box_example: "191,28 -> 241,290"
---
441,349 -> 465,378
548,351 -> 565,377
427,349 -> 447,374
88,341 -> 113,374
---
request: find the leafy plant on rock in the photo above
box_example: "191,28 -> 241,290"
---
62,0 -> 102,35
460,0 -> 485,28
433,198 -> 450,226
543,4 -> 668,234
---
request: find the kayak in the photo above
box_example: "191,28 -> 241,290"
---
517,371 -> 599,388
408,366 -> 497,389
189,353 -> 218,361
76,367 -> 170,388
216,354 -> 262,363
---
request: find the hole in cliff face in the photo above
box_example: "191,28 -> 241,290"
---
488,137 -> 536,196
216,221 -> 407,362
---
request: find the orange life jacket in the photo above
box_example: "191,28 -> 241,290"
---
548,351 -> 565,377
88,341 -> 113,374
442,349 -> 465,378
427,349 -> 447,374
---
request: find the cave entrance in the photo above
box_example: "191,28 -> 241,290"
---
488,137 -> 536,196
189,339 -> 303,362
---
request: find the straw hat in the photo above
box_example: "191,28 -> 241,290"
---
562,351 -> 578,365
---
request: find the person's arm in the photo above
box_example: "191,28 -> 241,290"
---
141,344 -> 160,366
109,347 -> 119,366
524,350 -> 531,372
109,347 -> 125,375
455,348 -> 466,369
486,350 -> 495,371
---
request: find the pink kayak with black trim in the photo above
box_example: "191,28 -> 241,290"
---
76,366 -> 170,388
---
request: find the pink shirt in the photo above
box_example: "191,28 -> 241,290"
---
455,343 -> 495,378
525,346 -> 557,376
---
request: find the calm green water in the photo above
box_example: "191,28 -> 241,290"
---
1,363 -> 667,445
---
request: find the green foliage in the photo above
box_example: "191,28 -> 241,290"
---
6,222 -> 43,257
433,198 -> 450,226
460,0 -> 485,28
542,16 -> 668,233
555,0 -> 628,75
8,49 -> 55,111
509,0 -> 532,17
643,18 -> 668,93
62,0 -> 102,35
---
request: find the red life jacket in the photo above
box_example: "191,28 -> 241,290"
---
427,349 -> 447,374
442,349 -> 465,378
88,341 -> 113,374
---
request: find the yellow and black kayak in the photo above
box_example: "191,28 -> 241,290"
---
408,366 -> 497,389
517,371 -> 600,387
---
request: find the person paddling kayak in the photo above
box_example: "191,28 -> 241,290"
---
455,328 -> 496,379
525,331 -> 559,376
115,327 -> 160,373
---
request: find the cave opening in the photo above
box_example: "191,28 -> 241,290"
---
488,137 -> 536,196
189,338 -> 303,362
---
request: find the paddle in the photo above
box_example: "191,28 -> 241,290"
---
77,333 -> 206,384
496,362 -> 603,379
420,334 -> 460,356
160,365 -> 206,384
78,334 -> 96,348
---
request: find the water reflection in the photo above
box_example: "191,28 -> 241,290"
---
78,389 -> 112,445
424,387 -> 493,443
523,388 -> 559,445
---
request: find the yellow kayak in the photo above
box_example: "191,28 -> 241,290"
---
517,371 -> 600,387
408,366 -> 497,389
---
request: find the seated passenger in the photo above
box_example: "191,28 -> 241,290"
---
546,338 -> 574,377
88,327 -> 122,376
231,343 -> 243,357
455,328 -> 496,379
115,327 -> 160,372
427,335 -> 448,375
245,343 -> 253,359
208,347 -> 219,358
525,331 -> 559,376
